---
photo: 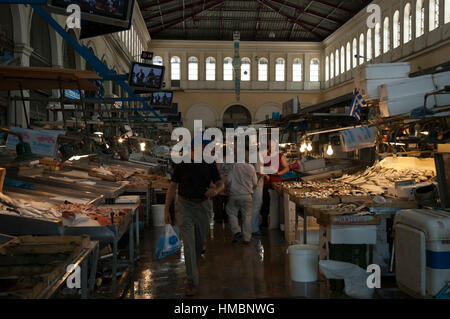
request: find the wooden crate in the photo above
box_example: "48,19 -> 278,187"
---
0,168 -> 5,193
0,235 -> 90,299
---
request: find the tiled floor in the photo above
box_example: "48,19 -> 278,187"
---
125,221 -> 409,299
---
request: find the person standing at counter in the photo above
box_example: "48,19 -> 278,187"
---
260,140 -> 289,228
164,137 -> 224,297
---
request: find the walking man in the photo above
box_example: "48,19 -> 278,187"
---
164,137 -> 224,296
226,149 -> 258,245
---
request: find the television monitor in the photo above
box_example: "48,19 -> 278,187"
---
150,91 -> 173,107
128,62 -> 165,91
47,0 -> 135,28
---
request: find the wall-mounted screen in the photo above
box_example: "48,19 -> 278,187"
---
151,91 -> 173,107
47,0 -> 135,28
128,62 -> 165,91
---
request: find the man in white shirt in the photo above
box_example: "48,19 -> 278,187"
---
226,151 -> 258,245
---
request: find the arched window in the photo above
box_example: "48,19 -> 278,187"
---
393,11 -> 401,48
383,17 -> 390,53
375,22 -> 381,57
330,53 -> 334,78
359,34 -> 365,64
416,0 -> 425,37
325,56 -> 329,81
241,57 -> 251,81
430,0 -> 440,31
275,58 -> 285,81
223,57 -> 233,81
404,4 -> 412,43
367,29 -> 372,61
346,42 -> 351,71
335,49 -> 339,75
310,59 -> 320,82
153,56 -> 163,66
292,58 -> 302,82
170,56 -> 181,80
340,46 -> 345,73
205,57 -> 216,81
30,12 -> 52,67
258,57 -> 268,81
352,38 -> 357,67
446,0 -> 450,23
188,56 -> 198,81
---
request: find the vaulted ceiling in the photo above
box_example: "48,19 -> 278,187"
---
139,0 -> 372,42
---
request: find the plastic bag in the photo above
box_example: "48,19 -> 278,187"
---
319,260 -> 375,299
155,224 -> 181,260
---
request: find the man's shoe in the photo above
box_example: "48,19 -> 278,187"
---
232,232 -> 242,243
185,284 -> 197,297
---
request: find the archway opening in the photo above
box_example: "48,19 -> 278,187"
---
222,105 -> 252,128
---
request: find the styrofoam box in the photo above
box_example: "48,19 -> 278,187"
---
379,92 -> 450,117
327,225 -> 377,244
379,75 -> 435,101
357,78 -> 407,100
354,62 -> 410,83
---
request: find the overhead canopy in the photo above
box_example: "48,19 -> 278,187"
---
0,66 -> 101,91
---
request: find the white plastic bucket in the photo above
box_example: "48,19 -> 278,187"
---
287,244 -> 320,282
152,205 -> 165,227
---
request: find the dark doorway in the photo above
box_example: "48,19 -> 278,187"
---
222,105 -> 252,128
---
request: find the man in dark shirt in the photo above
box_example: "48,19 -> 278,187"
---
164,137 -> 224,296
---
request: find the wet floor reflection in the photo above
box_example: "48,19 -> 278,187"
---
126,222 -> 333,299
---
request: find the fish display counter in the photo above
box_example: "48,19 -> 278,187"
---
274,157 -> 436,245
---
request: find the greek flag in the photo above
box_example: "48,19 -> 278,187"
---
349,88 -> 366,121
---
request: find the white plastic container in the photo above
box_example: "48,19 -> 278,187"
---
394,209 -> 450,298
379,75 -> 435,101
287,244 -> 320,282
151,204 -> 165,227
327,225 -> 377,244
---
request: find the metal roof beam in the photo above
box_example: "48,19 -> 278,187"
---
140,0 -> 179,11
149,0 -> 227,34
310,0 -> 356,15
144,0 -> 207,21
257,0 -> 331,37
266,0 -> 344,24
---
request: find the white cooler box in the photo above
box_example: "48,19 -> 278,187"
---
394,209 -> 450,298
325,224 -> 377,245
379,93 -> 450,117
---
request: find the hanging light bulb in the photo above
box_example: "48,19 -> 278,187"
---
140,142 -> 146,152
326,144 -> 334,156
301,142 -> 307,150
307,142 -> 313,152
118,137 -> 124,144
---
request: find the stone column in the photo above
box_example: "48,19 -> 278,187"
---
164,52 -> 170,89
217,51 -> 223,81
269,53 -> 275,82
286,53 -> 292,82
304,52 -> 310,83
11,43 -> 33,128
199,52 -> 205,81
